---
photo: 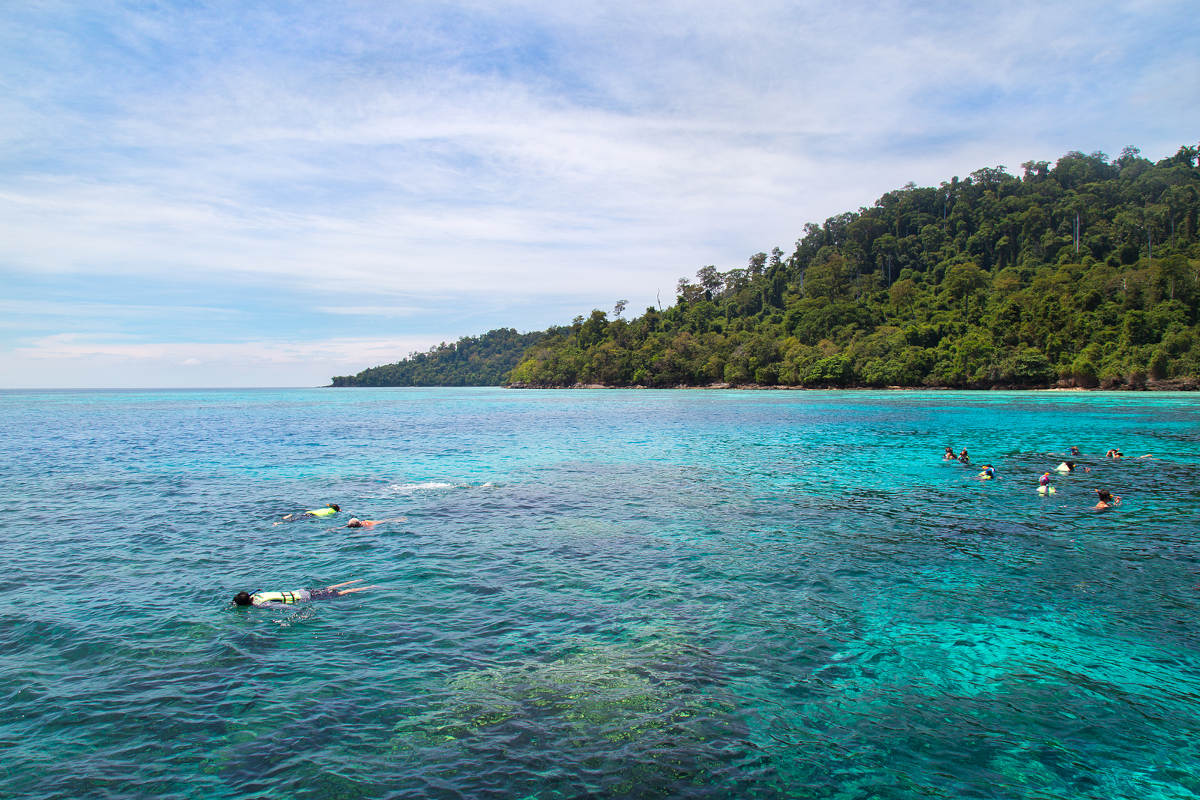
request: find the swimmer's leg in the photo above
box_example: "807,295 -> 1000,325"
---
336,585 -> 377,595
326,579 -> 364,590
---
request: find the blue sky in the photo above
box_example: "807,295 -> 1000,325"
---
2,0 -> 1197,387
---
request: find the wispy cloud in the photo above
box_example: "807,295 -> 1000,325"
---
320,306 -> 427,318
3,333 -> 449,388
14,333 -> 436,364
0,299 -> 237,319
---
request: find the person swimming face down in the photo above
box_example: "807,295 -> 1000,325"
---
232,580 -> 375,607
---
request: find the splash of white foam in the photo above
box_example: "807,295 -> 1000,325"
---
389,481 -> 458,493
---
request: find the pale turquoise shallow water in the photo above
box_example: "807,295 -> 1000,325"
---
1,388 -> 1198,799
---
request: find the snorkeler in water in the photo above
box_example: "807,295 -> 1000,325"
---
1093,489 -> 1121,511
944,446 -> 956,460
275,503 -> 341,524
343,516 -> 407,529
1069,445 -> 1081,456
232,579 -> 375,607
977,465 -> 996,480
958,448 -> 970,464
1103,448 -> 1154,460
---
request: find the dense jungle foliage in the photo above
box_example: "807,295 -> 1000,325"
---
508,145 -> 1200,389
333,144 -> 1200,389
331,328 -> 546,386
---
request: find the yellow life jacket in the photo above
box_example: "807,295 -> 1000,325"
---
251,589 -> 306,605
307,507 -> 337,518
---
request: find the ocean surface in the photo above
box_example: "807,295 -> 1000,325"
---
2,387 -> 1199,799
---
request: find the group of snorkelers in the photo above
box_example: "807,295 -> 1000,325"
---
243,449 -> 1134,608
947,445 -> 1123,511
943,446 -> 971,463
237,502 -> 386,607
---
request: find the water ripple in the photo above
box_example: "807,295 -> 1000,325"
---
2,388 -> 1199,798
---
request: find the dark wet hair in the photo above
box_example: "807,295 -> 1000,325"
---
329,504 -> 341,511
1096,489 -> 1113,502
233,591 -> 253,606
1065,461 -> 1075,470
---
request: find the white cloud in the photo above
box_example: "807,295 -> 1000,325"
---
320,305 -> 427,318
13,333 -> 438,364
0,298 -> 237,319
2,333 -> 449,388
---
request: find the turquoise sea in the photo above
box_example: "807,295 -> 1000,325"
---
2,388 -> 1199,799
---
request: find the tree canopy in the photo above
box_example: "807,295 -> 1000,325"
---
331,328 -> 547,386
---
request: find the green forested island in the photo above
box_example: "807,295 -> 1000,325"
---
331,328 -> 546,386
333,144 -> 1200,389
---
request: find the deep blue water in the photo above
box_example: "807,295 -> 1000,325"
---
2,388 -> 1199,799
